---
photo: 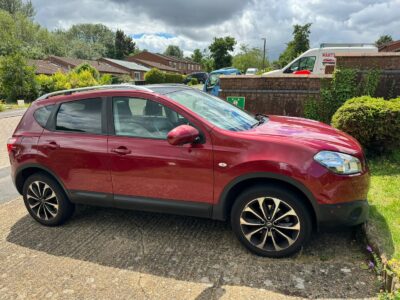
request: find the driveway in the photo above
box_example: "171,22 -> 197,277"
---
0,112 -> 378,299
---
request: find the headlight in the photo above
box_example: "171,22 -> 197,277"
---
314,151 -> 362,175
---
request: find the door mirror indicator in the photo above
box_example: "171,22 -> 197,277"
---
167,125 -> 199,146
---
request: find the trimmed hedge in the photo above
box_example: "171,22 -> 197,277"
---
144,68 -> 184,84
165,72 -> 184,83
332,96 -> 400,154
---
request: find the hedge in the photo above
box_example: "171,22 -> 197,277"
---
144,68 -> 184,84
332,96 -> 400,154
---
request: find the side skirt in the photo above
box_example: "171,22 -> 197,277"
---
69,190 -> 212,219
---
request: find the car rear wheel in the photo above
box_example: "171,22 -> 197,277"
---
22,173 -> 75,226
231,185 -> 312,257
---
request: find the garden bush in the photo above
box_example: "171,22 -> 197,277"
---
188,78 -> 198,86
332,96 -> 400,154
164,72 -> 184,83
144,68 -> 165,84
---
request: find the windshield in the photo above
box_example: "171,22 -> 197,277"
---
165,89 -> 258,131
208,73 -> 220,86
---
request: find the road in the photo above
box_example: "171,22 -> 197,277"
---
0,110 -> 378,299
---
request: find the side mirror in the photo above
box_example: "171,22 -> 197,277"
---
167,125 -> 199,146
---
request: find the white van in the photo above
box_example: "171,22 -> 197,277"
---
263,43 -> 378,76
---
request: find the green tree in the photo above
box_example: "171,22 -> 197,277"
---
232,44 -> 268,72
191,49 -> 203,63
0,0 -> 35,18
278,23 -> 312,67
60,23 -> 115,59
114,29 -> 135,59
0,10 -> 66,58
164,45 -> 183,58
0,52 -> 37,102
375,35 -> 393,47
209,36 -> 236,69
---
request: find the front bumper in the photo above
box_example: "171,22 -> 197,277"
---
317,200 -> 369,228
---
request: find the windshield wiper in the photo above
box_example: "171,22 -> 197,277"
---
251,113 -> 268,128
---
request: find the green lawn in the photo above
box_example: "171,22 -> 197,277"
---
368,150 -> 400,259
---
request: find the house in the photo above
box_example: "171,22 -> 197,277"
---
28,59 -> 68,75
45,56 -> 129,76
98,58 -> 150,81
126,52 -> 202,74
379,40 -> 400,52
127,57 -> 179,73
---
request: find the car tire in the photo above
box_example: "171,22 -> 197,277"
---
22,173 -> 75,226
231,185 -> 312,258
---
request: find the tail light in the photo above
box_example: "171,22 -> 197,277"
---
7,137 -> 18,153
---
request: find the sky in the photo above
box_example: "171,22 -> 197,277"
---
31,0 -> 399,60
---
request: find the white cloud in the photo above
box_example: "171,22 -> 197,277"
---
31,0 -> 400,60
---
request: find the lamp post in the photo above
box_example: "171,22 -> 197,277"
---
261,37 -> 266,70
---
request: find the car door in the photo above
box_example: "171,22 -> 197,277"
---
107,93 -> 214,215
38,97 -> 113,203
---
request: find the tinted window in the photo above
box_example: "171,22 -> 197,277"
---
113,97 -> 188,139
34,105 -> 54,127
56,98 -> 102,134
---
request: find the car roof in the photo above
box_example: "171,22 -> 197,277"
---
34,84 -> 198,105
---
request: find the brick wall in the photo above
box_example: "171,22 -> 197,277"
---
336,53 -> 400,98
220,75 -> 331,116
219,53 -> 400,117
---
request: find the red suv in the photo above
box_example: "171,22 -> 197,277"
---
8,84 -> 369,257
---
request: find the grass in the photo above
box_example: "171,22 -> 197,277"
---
368,150 -> 400,259
0,101 -> 30,111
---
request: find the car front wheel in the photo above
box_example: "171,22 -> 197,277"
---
231,185 -> 312,258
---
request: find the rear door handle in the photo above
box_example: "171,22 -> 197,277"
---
46,141 -> 59,150
111,146 -> 131,155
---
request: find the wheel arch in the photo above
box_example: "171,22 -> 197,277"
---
15,164 -> 68,196
212,172 -> 319,227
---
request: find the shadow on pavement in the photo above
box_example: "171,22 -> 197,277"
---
7,205 -> 377,299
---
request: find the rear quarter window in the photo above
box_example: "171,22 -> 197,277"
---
33,105 -> 54,128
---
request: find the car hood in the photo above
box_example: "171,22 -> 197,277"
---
244,115 -> 362,154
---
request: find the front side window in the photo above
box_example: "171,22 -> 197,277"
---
113,97 -> 189,139
299,56 -> 316,71
166,89 -> 258,131
285,56 -> 316,73
56,98 -> 102,134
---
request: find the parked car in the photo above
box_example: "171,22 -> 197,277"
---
184,72 -> 208,84
203,67 -> 241,96
8,84 -> 370,257
245,68 -> 258,75
263,43 -> 377,76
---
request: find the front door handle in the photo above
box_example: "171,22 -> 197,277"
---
111,146 -> 131,155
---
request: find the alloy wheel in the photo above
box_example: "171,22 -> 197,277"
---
26,181 -> 59,221
239,197 -> 301,251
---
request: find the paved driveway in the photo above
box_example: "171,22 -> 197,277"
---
0,112 -> 378,299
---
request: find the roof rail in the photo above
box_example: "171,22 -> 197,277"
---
320,43 -> 376,48
37,84 -> 153,100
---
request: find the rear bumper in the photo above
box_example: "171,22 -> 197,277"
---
317,200 -> 369,228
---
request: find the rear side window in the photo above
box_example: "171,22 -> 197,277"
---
56,98 -> 102,134
34,105 -> 54,128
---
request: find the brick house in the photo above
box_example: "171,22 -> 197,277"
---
98,58 -> 150,81
379,40 -> 400,52
45,56 -> 129,76
28,59 -> 68,75
126,52 -> 202,74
